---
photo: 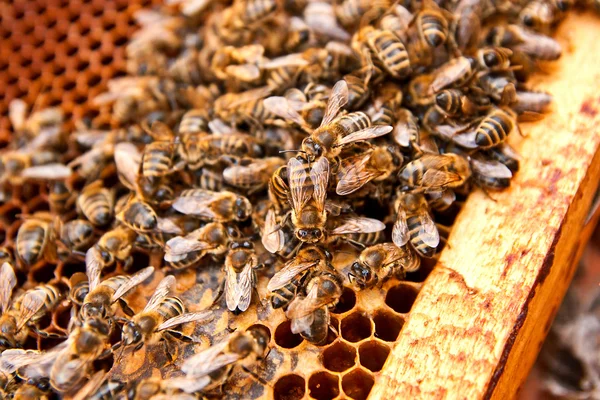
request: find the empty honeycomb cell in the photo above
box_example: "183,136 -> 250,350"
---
275,320 -> 304,349
273,374 -> 306,400
406,258 -> 436,282
341,368 -> 374,400
322,340 -> 356,373
26,198 -> 50,214
308,371 -> 339,400
59,260 -> 86,278
0,201 -> 23,226
340,311 -> 372,343
32,262 -> 58,283
129,251 -> 151,273
385,283 -> 419,314
358,341 -> 390,372
373,310 -> 404,342
332,286 -> 356,314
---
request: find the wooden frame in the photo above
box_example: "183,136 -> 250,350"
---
372,11 -> 600,400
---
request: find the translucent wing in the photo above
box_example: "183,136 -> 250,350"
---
330,216 -> 386,235
417,211 -> 440,248
392,209 -> 410,247
143,275 -> 175,312
336,125 -> 392,147
111,266 -> 154,303
157,310 -> 213,331
421,169 -> 461,188
471,158 -> 513,179
267,260 -> 319,291
114,142 -> 141,190
336,153 -> 380,195
0,347 -> 64,375
429,56 -> 472,94
288,157 -> 311,212
163,375 -> 211,394
310,156 -> 329,212
321,80 -> 349,127
304,2 -> 350,41
156,218 -> 183,234
16,289 -> 45,330
164,235 -> 213,262
21,164 -> 73,180
0,262 -> 16,314
262,53 -> 309,69
172,189 -> 221,218
85,247 -> 102,292
225,262 -> 254,312
262,208 -> 284,254
290,312 -> 314,334
225,64 -> 261,82
182,340 -> 238,377
208,119 -> 235,134
263,97 -> 306,127
225,86 -> 272,108
286,283 -> 328,320
70,370 -> 107,400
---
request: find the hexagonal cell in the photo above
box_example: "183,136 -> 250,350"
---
385,283 -> 419,314
342,368 -> 374,400
373,310 -> 404,342
275,320 -> 303,349
273,374 -> 305,400
341,311 -> 372,343
332,286 -> 356,314
322,339 -> 356,373
406,257 -> 435,283
32,262 -> 57,283
308,371 -> 339,400
358,341 -> 390,372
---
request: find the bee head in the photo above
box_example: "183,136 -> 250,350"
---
302,137 -> 323,158
349,261 -> 373,289
296,228 -> 323,243
122,320 -> 143,347
234,196 -> 252,221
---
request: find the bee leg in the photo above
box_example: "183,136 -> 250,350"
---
30,326 -> 67,339
478,187 -> 498,202
210,279 -> 226,306
435,223 -> 452,235
118,299 -> 136,317
343,238 -> 367,249
163,340 -> 174,363
241,365 -> 269,387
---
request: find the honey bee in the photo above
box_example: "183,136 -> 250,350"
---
486,24 -> 562,61
514,90 -> 553,114
519,0 -> 561,33
353,26 -> 411,82
336,146 -> 403,195
179,325 -> 270,393
343,72 -> 372,111
124,376 -> 201,399
67,141 -> 116,182
267,246 -> 331,309
473,108 -> 521,149
304,2 -> 351,42
268,164 -> 290,213
223,157 -> 285,194
164,223 -> 230,270
9,100 -> 64,144
450,0 -> 484,53
393,192 -> 440,258
413,3 -> 449,48
483,142 -> 521,173
173,189 -> 252,222
470,156 -> 514,191
434,89 -> 481,117
286,271 -> 343,344
213,86 -> 277,127
398,153 -> 471,193
334,0 -> 390,28
69,370 -> 124,400
326,215 -> 386,247
77,181 -> 115,227
428,56 -> 476,95
477,73 -> 517,103
223,0 -> 278,30
56,219 -> 95,258
392,108 -> 421,151
121,276 -> 212,353
0,247 -> 14,267
0,151 -> 60,185
426,189 -> 457,212
476,47 -> 513,71
85,225 -> 136,272
223,240 -> 260,314
349,243 -> 421,289
10,377 -> 52,400
16,212 -> 57,267
378,5 -> 412,41
48,181 -> 77,216
116,197 -> 182,236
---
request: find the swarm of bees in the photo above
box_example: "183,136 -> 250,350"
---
0,0 -> 591,397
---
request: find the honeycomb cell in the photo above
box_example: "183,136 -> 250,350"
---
406,257 -> 435,282
275,320 -> 304,349
342,368 -> 374,400
128,251 -> 151,273
322,340 -> 356,373
373,310 -> 404,342
59,260 -> 86,278
273,374 -> 305,400
332,286 -> 356,314
341,311 -> 372,343
0,201 -> 23,226
385,283 -> 419,314
308,371 -> 339,400
32,262 -> 58,283
358,341 -> 390,372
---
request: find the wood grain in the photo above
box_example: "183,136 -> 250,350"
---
372,11 -> 600,400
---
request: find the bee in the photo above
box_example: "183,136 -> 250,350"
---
11,377 -> 52,400
172,189 -> 252,222
116,198 -> 159,233
222,240 -> 260,314
56,219 -> 95,258
426,189 -> 457,212
178,109 -> 210,136
85,225 -> 136,272
0,247 -> 14,266
125,376 -> 202,399
286,271 -> 343,344
413,3 -> 449,48
213,86 -> 278,127
486,25 -> 561,61
398,153 -> 471,193
393,192 -> 440,258
514,90 -> 553,114
223,0 -> 279,30
69,371 -> 125,400
334,0 -> 390,28
484,143 -> 521,173
474,108 -> 521,149
77,180 -> 115,227
179,324 -> 270,393
519,0 -> 561,33
164,223 -> 230,270
326,215 -> 386,247
428,56 -> 476,95
267,246 -> 331,309
378,5 -> 412,41
121,276 -> 212,353
336,146 -> 403,195
353,26 -> 411,81
223,157 -> 285,194
434,89 -> 481,117
268,164 -> 291,213
67,141 -> 116,182
349,243 -> 420,289
304,2 -> 351,42
16,212 -> 57,267
48,181 -> 77,216
450,0 -> 484,53
476,47 -> 513,71
343,73 -> 371,111
0,151 -> 59,185
392,108 -> 421,151
0,264 -> 63,349
477,73 -> 517,103
367,82 -> 403,126
470,156 -> 514,191
284,17 -> 314,53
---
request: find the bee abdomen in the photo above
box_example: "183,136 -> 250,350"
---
80,192 -> 113,226
369,31 -> 411,78
475,113 -> 511,148
157,296 -> 185,321
270,284 -> 296,309
16,224 -> 46,265
419,13 -> 447,47
142,143 -> 174,178
337,111 -> 371,134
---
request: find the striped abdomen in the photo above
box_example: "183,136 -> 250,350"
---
79,190 -> 113,227
337,111 -> 371,136
418,11 -> 448,48
16,221 -> 48,266
240,0 -> 277,25
475,111 -> 513,148
270,272 -> 308,309
179,109 -> 209,135
26,284 -> 62,322
156,296 -> 185,322
267,66 -> 301,93
407,216 -> 437,258
346,230 -> 384,247
142,142 -> 174,178
367,30 -> 411,78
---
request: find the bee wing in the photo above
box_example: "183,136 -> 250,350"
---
114,142 -> 141,190
143,275 -> 175,312
284,88 -> 308,110
0,262 -> 17,314
226,86 -> 272,108
320,80 -> 349,127
164,236 -> 213,262
163,375 -> 212,394
429,57 -> 471,94
70,370 -> 107,400
225,261 -> 254,313
262,208 -> 284,254
310,156 -> 329,212
392,209 -> 410,247
417,210 -> 440,248
110,266 -> 154,303
0,341 -> 67,376
336,153 -> 380,195
290,313 -> 315,334
421,169 -> 461,188
262,53 -> 309,69
172,190 -> 220,218
208,118 -> 235,134
330,216 -> 386,235
223,162 -> 265,187
16,289 -> 45,330
267,260 -> 319,291
85,247 -> 102,292
393,121 -> 412,147
157,310 -> 213,332
286,284 -> 326,320
336,126 -> 393,147
288,157 -> 312,212
21,164 -> 73,180
157,218 -> 183,234
263,96 -> 306,127
304,2 -> 350,41
9,99 -> 27,131
225,64 -> 261,82
471,158 -> 513,179
181,340 -> 238,377
236,44 -> 265,63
